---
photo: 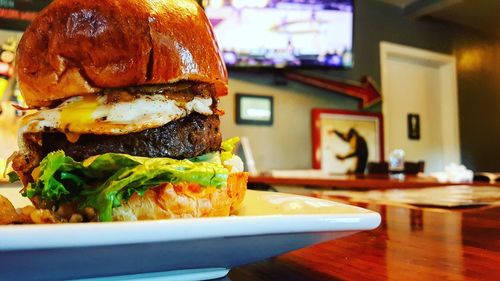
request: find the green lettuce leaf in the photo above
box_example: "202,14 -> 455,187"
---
189,152 -> 220,164
221,137 -> 240,163
7,171 -> 19,183
83,157 -> 228,221
221,137 -> 239,152
37,151 -> 76,200
26,148 -> 233,222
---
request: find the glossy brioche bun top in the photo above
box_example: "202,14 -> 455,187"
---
16,0 -> 228,108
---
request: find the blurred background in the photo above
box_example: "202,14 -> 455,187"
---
0,0 -> 498,178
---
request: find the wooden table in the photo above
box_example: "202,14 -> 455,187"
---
222,200 -> 500,280
249,174 -> 500,190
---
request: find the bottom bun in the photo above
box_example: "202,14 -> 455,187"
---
112,172 -> 248,221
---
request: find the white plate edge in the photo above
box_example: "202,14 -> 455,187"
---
0,212 -> 381,251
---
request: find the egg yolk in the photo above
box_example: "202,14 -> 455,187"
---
59,96 -> 99,132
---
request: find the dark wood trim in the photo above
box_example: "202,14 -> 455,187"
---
248,175 -> 500,190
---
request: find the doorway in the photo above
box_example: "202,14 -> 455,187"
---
380,42 -> 460,173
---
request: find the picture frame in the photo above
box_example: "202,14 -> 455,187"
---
235,93 -> 273,126
407,113 -> 420,140
312,109 -> 384,174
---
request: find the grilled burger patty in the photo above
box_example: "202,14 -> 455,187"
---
41,112 -> 221,161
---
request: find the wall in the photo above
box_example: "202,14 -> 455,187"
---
219,73 -> 359,171
354,0 -> 499,171
454,38 -> 500,172
221,0 -> 499,172
0,29 -> 21,44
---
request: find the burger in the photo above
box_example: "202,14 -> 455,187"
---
7,0 -> 247,223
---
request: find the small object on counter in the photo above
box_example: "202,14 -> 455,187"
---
389,149 -> 405,179
473,172 -> 500,183
431,163 -> 473,183
389,149 -> 405,172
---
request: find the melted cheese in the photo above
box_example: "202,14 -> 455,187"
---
20,94 -> 213,136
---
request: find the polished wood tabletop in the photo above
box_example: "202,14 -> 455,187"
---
249,174 -> 500,190
222,200 -> 500,281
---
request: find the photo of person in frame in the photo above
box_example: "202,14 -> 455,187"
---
330,128 -> 368,174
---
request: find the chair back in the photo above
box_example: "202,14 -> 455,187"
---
404,161 -> 425,175
367,162 -> 389,175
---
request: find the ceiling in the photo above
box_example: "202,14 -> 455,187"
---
376,0 -> 500,37
426,1 -> 500,37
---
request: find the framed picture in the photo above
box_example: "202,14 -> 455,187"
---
312,109 -> 384,174
407,113 -> 420,140
236,93 -> 273,125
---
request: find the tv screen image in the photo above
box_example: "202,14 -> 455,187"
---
205,0 -> 353,68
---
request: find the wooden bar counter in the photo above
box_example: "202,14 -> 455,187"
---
223,199 -> 500,280
249,174 -> 500,190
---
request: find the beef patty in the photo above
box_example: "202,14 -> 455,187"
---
41,113 -> 221,161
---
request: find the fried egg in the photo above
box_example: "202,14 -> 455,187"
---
19,94 -> 214,141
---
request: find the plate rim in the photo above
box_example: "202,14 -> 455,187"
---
0,212 -> 380,251
0,189 -> 381,251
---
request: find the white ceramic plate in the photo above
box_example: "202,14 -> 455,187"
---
0,188 -> 380,281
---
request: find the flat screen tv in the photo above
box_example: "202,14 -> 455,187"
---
204,0 -> 354,68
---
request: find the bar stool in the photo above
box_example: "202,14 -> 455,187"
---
404,161 -> 425,175
367,162 -> 389,175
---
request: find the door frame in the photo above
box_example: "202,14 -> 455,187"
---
379,41 -> 460,165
